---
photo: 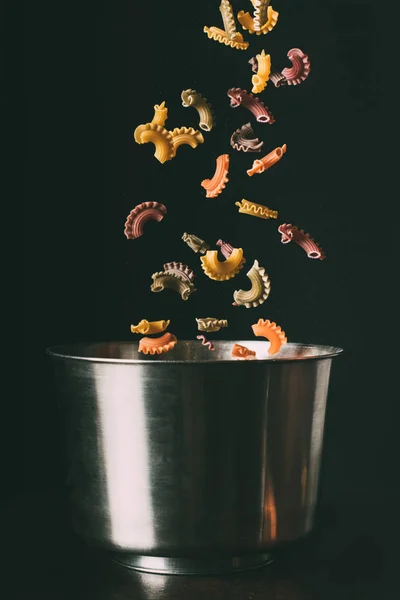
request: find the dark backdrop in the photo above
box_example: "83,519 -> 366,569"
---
21,0 -> 392,526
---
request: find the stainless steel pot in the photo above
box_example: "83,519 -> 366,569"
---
47,340 -> 342,574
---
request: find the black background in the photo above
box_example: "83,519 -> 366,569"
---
18,0 -> 395,591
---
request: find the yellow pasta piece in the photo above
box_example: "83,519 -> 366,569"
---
237,5 -> 279,36
170,127 -> 204,152
151,101 -> 168,128
134,123 -> 175,164
251,50 -> 271,93
233,259 -> 271,308
134,102 -> 204,163
200,248 -> 245,281
235,199 -> 278,219
181,89 -> 214,132
203,26 -> 249,50
130,319 -> 170,335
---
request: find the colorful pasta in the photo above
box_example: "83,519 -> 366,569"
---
204,1 -> 249,50
163,261 -> 195,282
230,123 -> 264,152
251,319 -> 287,355
130,319 -> 170,335
196,317 -> 228,332
200,248 -> 245,281
124,202 -> 167,239
216,239 -> 234,259
138,332 -> 177,355
151,101 -> 169,127
181,89 -> 214,132
251,50 -> 271,93
196,335 -> 215,351
201,154 -> 230,197
227,88 -> 275,123
247,144 -> 287,176
231,343 -> 256,359
134,102 -> 204,163
237,2 -> 279,36
219,0 -> 240,40
134,123 -> 175,164
233,259 -> 271,308
235,199 -> 278,220
151,271 -> 197,300
182,232 -> 210,254
281,48 -> 311,85
278,223 -> 326,260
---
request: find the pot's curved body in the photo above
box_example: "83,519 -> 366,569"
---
47,341 -> 342,574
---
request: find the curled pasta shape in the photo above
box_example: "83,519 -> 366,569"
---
201,154 -> 230,198
230,123 -> 263,152
227,88 -> 275,123
216,239 -> 234,259
196,317 -> 228,332
196,335 -> 215,351
135,102 -> 204,162
130,319 -> 170,335
231,343 -> 256,359
203,26 -> 249,50
134,123 -> 175,164
278,223 -> 326,260
253,0 -> 269,30
219,0 -> 240,41
281,48 -> 311,86
248,56 -> 259,73
170,127 -> 204,152
181,89 -> 214,132
251,50 -> 271,93
138,332 -> 177,355
235,199 -> 278,220
182,232 -> 210,254
124,201 -> 167,239
163,261 -> 195,282
200,248 -> 245,281
233,259 -> 271,308
237,4 -> 279,36
251,319 -> 287,355
151,101 -> 168,127
269,71 -> 287,87
247,144 -> 287,176
151,272 -> 197,300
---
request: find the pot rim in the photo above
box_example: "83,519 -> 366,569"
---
46,341 -> 344,365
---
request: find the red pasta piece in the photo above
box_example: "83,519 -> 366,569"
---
281,48 -> 311,86
278,223 -> 326,260
227,88 -> 275,124
124,202 -> 167,239
216,239 -> 234,259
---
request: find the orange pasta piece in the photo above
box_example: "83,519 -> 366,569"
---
247,144 -> 287,176
231,343 -> 256,359
251,319 -> 287,355
138,332 -> 177,355
201,154 -> 230,197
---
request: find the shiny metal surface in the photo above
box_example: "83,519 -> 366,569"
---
112,552 -> 273,574
47,341 -> 342,574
